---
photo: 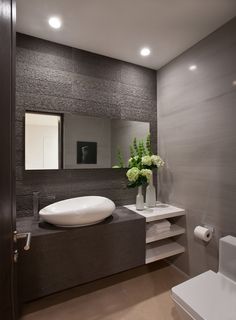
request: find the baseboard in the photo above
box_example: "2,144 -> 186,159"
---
165,260 -> 190,280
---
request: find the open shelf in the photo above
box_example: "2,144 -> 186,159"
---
146,224 -> 185,243
146,239 -> 185,264
125,202 -> 186,264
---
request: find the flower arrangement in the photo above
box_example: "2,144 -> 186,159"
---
126,134 -> 164,188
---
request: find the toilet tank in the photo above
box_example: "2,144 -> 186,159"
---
219,235 -> 236,282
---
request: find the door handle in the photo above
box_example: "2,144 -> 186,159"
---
14,231 -> 32,251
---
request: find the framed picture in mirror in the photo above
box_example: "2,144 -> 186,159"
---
77,141 -> 97,164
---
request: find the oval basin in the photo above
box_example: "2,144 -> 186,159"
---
39,196 -> 115,227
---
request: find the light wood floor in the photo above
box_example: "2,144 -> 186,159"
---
21,261 -> 187,320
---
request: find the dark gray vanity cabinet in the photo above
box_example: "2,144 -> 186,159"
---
17,207 -> 145,302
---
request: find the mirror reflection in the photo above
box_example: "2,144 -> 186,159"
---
25,113 -> 61,170
63,114 -> 150,169
25,112 -> 150,170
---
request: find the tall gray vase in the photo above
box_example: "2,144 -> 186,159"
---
145,173 -> 156,207
136,185 -> 144,210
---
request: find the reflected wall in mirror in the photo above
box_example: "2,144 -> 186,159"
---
25,113 -> 61,170
63,114 -> 150,169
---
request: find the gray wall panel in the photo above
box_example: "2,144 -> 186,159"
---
157,18 -> 236,276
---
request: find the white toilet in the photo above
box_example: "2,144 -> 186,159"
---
171,235 -> 236,320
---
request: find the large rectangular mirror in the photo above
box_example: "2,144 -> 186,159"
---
25,112 -> 150,170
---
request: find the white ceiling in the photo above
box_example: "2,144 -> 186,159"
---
16,0 -> 236,70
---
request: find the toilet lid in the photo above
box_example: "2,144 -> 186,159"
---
172,270 -> 236,320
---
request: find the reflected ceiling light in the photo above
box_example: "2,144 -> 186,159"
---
189,65 -> 197,71
140,47 -> 151,56
48,17 -> 61,29
232,80 -> 236,86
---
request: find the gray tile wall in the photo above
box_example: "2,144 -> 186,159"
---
16,33 -> 157,217
157,17 -> 236,276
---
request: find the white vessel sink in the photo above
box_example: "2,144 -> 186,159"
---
39,196 -> 115,227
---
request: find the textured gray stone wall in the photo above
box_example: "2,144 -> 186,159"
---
16,33 -> 157,217
157,18 -> 236,276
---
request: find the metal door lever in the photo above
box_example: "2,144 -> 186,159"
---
14,231 -> 32,251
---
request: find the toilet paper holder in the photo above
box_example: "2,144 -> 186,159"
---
203,225 -> 214,234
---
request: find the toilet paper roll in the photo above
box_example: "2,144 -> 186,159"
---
194,226 -> 212,242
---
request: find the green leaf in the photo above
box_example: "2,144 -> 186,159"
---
133,137 -> 138,155
146,133 -> 153,156
117,148 -> 125,168
130,145 -> 135,158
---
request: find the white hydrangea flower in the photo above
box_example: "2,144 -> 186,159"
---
126,167 -> 140,182
151,155 -> 165,167
140,169 -> 152,182
141,155 -> 152,166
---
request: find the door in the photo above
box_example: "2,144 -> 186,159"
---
0,0 -> 16,319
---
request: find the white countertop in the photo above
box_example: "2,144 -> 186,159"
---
125,202 -> 185,222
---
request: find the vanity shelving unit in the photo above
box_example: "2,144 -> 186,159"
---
125,203 -> 186,264
146,224 -> 185,243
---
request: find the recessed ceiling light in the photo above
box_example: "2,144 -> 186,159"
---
189,65 -> 197,71
140,47 -> 151,57
232,80 -> 236,86
48,17 -> 61,29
